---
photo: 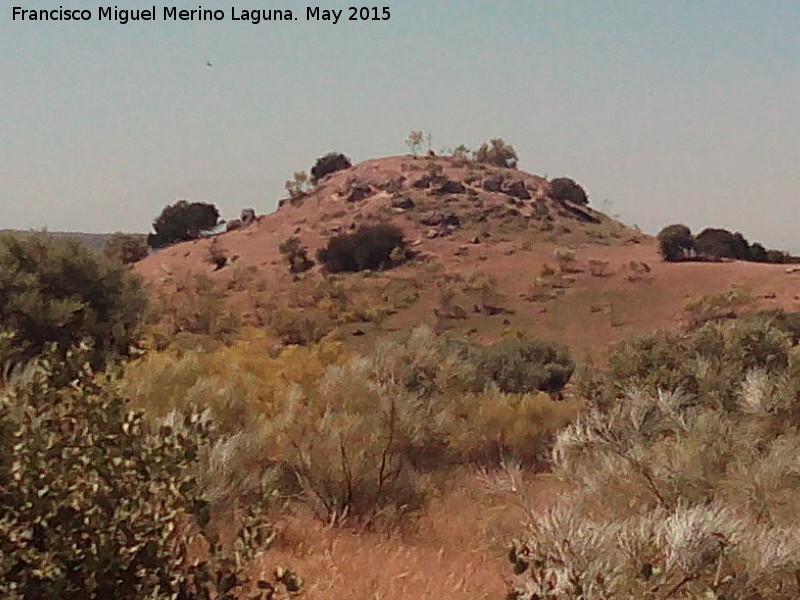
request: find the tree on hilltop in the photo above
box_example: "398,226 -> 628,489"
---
310,152 -> 352,184
147,200 -> 220,249
657,224 -> 695,261
474,138 -> 518,168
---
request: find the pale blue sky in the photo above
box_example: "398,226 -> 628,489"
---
2,1 -> 799,252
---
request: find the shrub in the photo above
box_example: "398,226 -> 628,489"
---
278,236 -> 314,274
405,130 -> 424,156
284,171 -> 311,199
207,238 -> 228,270
316,223 -> 407,273
263,358 -> 425,525
507,360 -> 800,599
766,248 -> 789,263
310,151 -> 352,184
471,335 -> 574,394
694,227 -> 750,260
148,272 -> 240,346
0,232 -> 147,368
657,223 -> 694,261
550,177 -> 588,205
748,241 -> 768,262
147,200 -> 220,249
474,138 -> 518,168
0,345 -> 298,600
596,316 -> 794,412
553,246 -> 578,273
102,232 -> 148,264
451,144 -> 471,160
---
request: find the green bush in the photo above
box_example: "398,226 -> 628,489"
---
550,177 -> 588,205
278,237 -> 314,274
102,232 -> 149,264
316,223 -> 407,273
471,335 -> 574,394
147,200 -> 220,249
657,223 -> 694,261
694,227 -> 750,260
474,138 -> 518,168
310,151 -> 352,184
0,232 -> 147,369
596,316 -> 795,411
748,241 -> 768,262
0,344 -> 298,600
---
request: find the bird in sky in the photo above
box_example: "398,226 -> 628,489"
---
206,60 -> 213,67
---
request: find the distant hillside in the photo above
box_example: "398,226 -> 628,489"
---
134,154 -> 800,355
0,229 -> 125,253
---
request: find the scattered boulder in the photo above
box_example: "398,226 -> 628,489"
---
555,199 -> 600,224
225,219 -> 243,232
391,196 -> 415,210
432,179 -> 466,196
240,208 -> 257,225
346,185 -> 373,203
378,176 -> 407,193
412,174 -> 434,189
502,179 -> 531,200
481,175 -> 504,192
420,210 -> 460,227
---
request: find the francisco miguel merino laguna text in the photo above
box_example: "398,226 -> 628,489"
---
11,6 -> 391,25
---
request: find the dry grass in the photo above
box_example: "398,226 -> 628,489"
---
256,467 -> 567,600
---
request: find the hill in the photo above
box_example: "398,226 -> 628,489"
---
135,155 -> 800,355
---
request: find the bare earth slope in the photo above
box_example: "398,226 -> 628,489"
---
136,155 -> 800,354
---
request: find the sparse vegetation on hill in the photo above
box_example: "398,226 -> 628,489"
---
147,200 -> 220,249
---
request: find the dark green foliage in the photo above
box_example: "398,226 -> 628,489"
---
316,223 -> 407,273
766,249 -> 789,263
474,138 -> 518,168
657,224 -> 695,261
310,152 -> 352,184
752,309 -> 800,344
0,345 -> 298,600
656,224 -> 795,264
550,177 -> 589,205
147,200 -> 220,249
0,233 -> 147,368
694,228 -> 750,260
748,242 -> 768,262
278,237 -> 314,274
597,317 -> 795,410
102,232 -> 149,264
471,335 -> 574,394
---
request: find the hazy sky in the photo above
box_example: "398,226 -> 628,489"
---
2,1 -> 799,252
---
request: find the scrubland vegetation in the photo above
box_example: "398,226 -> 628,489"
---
4,150 -> 800,599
